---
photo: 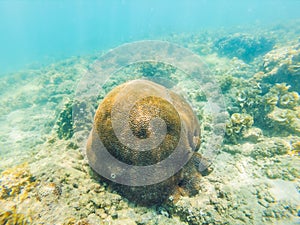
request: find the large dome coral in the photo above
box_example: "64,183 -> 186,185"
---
86,79 -> 203,205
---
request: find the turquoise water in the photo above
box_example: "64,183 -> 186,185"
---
0,0 -> 300,75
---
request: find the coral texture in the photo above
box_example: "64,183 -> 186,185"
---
214,33 -> 274,62
86,79 -> 202,205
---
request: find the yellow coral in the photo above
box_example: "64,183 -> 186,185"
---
0,205 -> 32,225
265,83 -> 300,109
225,113 -> 254,143
265,94 -> 279,105
0,164 -> 36,224
267,107 -> 294,123
267,105 -> 300,135
295,106 -> 300,118
289,141 -> 300,156
275,83 -> 290,93
231,113 -> 243,124
279,91 -> 299,109
230,113 -> 253,127
0,163 -> 37,202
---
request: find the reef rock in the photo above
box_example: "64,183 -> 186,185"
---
267,106 -> 300,135
214,33 -> 274,63
257,43 -> 300,91
86,79 -> 205,205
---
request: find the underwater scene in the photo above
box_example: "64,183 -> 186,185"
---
0,1 -> 300,224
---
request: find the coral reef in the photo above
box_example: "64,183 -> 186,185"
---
0,163 -> 36,201
0,163 -> 36,224
234,85 -> 262,111
56,99 -> 74,140
264,162 -> 299,181
0,56 -> 89,168
242,127 -> 263,143
225,113 -> 254,143
224,80 -> 299,137
267,106 -> 300,135
290,141 -> 300,156
0,205 -> 32,225
217,74 -> 241,93
214,33 -> 274,62
263,83 -> 299,110
222,137 -> 291,158
257,43 -> 300,91
138,61 -> 177,80
0,23 -> 299,225
167,174 -> 299,225
250,138 -> 291,159
86,79 -> 203,205
261,83 -> 300,135
36,182 -> 62,202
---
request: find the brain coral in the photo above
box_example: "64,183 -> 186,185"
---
86,79 -> 204,205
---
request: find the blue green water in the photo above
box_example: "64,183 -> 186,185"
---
0,0 -> 300,75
